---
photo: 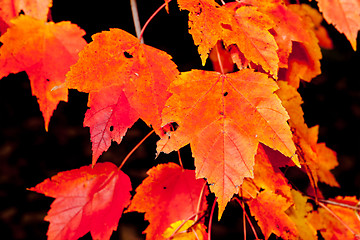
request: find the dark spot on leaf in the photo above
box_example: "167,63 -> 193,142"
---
124,51 -> 133,58
110,126 -> 114,132
163,186 -> 167,190
220,111 -> 224,115
221,23 -> 232,31
161,122 -> 179,135
195,7 -> 202,16
19,10 -> 24,16
46,79 -> 50,82
223,92 -> 228,96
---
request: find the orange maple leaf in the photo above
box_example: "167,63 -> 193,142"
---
127,163 -> 208,240
276,80 -> 339,189
177,0 -> 279,75
84,86 -> 140,165
296,4 -> 333,49
248,190 -> 298,239
0,0 -> 52,33
283,4 -> 322,88
157,69 -> 298,219
308,196 -> 360,239
29,162 -> 132,240
242,144 -> 294,201
0,15 -> 86,130
66,28 -> 178,135
317,0 -> 360,50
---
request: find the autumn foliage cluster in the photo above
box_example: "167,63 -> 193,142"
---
1,0 -> 360,239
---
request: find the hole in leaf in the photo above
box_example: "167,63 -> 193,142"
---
110,126 -> 114,132
19,10 -> 24,16
163,187 -> 167,190
124,51 -> 133,58
46,79 -> 50,82
223,92 -> 228,96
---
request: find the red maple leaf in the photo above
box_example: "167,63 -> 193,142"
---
84,86 -> 140,165
66,28 -> 179,164
127,163 -> 208,240
29,162 -> 132,240
0,15 -> 86,129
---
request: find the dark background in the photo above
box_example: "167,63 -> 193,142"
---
0,0 -> 359,239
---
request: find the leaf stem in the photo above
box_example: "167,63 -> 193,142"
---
118,129 -> 155,169
139,0 -> 172,42
130,0 -> 144,43
195,181 -> 207,222
215,42 -> 225,74
240,188 -> 247,240
177,150 -> 184,169
208,197 -> 217,240
318,199 -> 360,211
235,198 -> 260,240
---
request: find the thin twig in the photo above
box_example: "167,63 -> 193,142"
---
195,181 -> 207,222
130,0 -> 144,43
177,150 -> 184,169
319,199 -> 360,211
139,0 -> 172,42
118,129 -> 155,169
235,198 -> 260,240
208,197 -> 217,240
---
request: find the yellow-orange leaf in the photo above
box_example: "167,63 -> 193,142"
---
0,15 -> 86,129
158,69 -> 298,219
286,190 -> 317,240
317,0 -> 360,50
163,220 -> 207,240
177,0 -> 279,75
277,81 -> 339,188
248,190 -> 298,239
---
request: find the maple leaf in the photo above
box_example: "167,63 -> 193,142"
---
286,190 -> 317,240
66,28 -> 178,136
297,4 -> 333,49
29,162 -> 132,240
248,190 -> 298,239
84,85 -> 140,165
157,69 -> 298,219
283,4 -> 322,88
0,15 -> 86,129
163,220 -> 207,240
276,81 -> 339,188
317,0 -> 360,50
242,144 -> 294,201
308,196 -> 360,239
259,3 -> 313,68
177,0 -> 279,75
127,163 -> 208,240
0,0 -> 52,33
